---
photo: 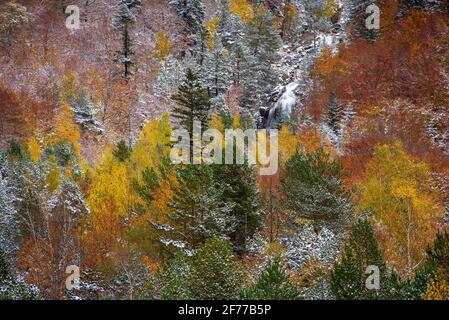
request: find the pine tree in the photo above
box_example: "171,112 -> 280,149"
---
0,151 -> 20,255
154,164 -> 235,251
169,0 -> 205,34
113,140 -> 131,162
241,256 -> 302,300
113,0 -> 140,80
212,162 -> 261,255
70,91 -> 103,133
187,237 -> 245,299
202,33 -> 232,97
330,219 -> 403,300
240,4 -> 281,113
280,149 -> 352,231
171,69 -> 212,159
407,231 -> 449,299
326,91 -> 343,134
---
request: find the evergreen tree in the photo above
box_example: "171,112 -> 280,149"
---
187,237 -> 245,299
241,256 -> 302,300
240,4 -> 281,113
171,69 -> 212,160
330,219 -> 403,300
154,55 -> 184,98
407,231 -> 449,299
169,0 -> 205,34
213,162 -> 261,255
156,164 -> 235,251
227,15 -> 253,86
113,0 -> 140,80
0,150 -> 20,255
326,91 -> 343,134
0,248 -> 38,300
202,33 -> 232,97
159,253 -> 192,300
70,91 -> 103,133
280,149 -> 352,231
113,140 -> 132,162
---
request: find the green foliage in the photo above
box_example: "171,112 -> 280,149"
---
187,237 -> 245,299
241,256 -> 302,300
160,254 -> 193,300
171,69 -> 212,136
406,231 -> 449,299
113,140 -> 131,162
0,249 -> 38,300
212,163 -> 261,255
281,149 -> 352,229
330,220 -> 403,300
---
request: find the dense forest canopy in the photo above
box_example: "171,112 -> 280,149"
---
0,0 -> 448,300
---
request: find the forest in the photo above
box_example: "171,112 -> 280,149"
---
0,0 -> 448,300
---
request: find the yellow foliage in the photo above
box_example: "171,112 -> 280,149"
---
279,126 -> 298,165
45,155 -> 61,192
285,3 -> 298,19
52,101 -> 80,153
154,32 -> 170,61
205,18 -> 219,49
88,151 -> 130,221
358,142 -> 444,278
130,113 -> 172,182
323,0 -> 339,18
209,112 -> 225,133
231,0 -> 254,21
60,71 -> 78,103
27,136 -> 41,162
425,280 -> 449,300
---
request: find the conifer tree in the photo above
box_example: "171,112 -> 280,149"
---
187,237 -> 245,299
212,162 -> 261,255
326,91 -> 343,134
171,69 -> 212,157
330,219 -> 403,300
113,0 -> 140,80
169,0 -> 205,34
241,256 -> 302,300
407,231 -> 449,299
113,140 -> 132,162
240,4 -> 281,113
281,149 -> 352,231
202,33 -> 232,97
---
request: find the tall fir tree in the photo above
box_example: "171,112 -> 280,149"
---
326,91 -> 343,134
330,219 -> 403,300
113,0 -> 140,80
202,33 -> 232,97
240,256 -> 302,300
280,149 -> 352,231
240,4 -> 282,114
212,162 -> 261,255
169,0 -> 205,34
171,69 -> 212,159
